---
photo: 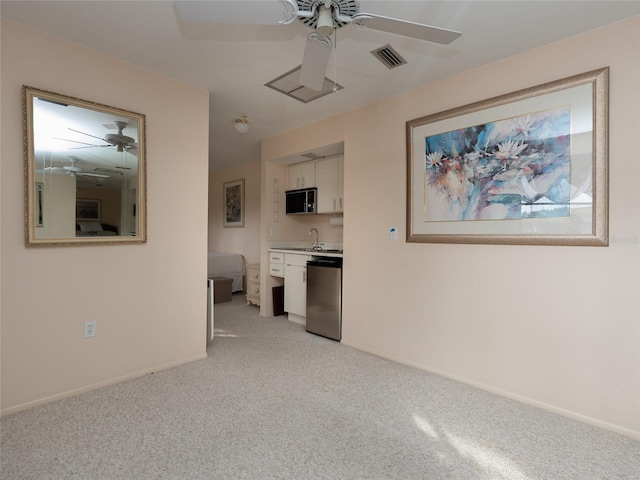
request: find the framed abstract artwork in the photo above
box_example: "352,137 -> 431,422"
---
223,179 -> 244,228
407,68 -> 609,246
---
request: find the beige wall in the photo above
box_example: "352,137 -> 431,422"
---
261,18 -> 640,438
208,160 -> 261,264
1,20 -> 210,413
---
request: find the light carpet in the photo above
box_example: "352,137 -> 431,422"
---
1,293 -> 639,479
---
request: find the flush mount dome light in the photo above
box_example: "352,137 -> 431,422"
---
234,116 -> 250,134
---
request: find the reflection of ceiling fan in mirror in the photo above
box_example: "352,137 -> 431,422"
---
67,120 -> 136,152
43,157 -> 110,179
176,0 -> 462,91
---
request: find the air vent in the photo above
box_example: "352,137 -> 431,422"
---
265,66 -> 343,104
371,44 -> 407,69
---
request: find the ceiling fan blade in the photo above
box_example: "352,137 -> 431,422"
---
352,13 -> 462,44
77,173 -> 110,178
43,166 -> 65,174
71,145 -> 112,150
68,128 -> 109,143
175,0 -> 291,25
54,137 -> 104,147
299,33 -> 332,91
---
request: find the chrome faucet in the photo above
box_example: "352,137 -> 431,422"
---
309,228 -> 321,250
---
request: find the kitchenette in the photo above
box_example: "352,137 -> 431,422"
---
265,145 -> 344,340
269,240 -> 343,341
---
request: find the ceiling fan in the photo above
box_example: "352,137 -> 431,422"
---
67,121 -> 136,152
176,0 -> 462,91
43,157 -> 110,179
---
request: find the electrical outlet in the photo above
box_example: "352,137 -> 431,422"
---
84,320 -> 96,338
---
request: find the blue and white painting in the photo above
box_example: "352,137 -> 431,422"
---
424,106 -> 573,221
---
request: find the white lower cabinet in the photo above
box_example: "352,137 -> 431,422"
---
269,252 -> 285,278
284,254 -> 311,319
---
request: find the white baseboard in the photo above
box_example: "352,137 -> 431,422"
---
341,339 -> 640,441
1,353 -> 208,417
287,313 -> 306,325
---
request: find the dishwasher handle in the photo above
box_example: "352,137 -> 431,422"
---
307,258 -> 342,268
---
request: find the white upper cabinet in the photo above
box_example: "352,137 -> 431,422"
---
287,160 -> 316,190
316,155 -> 344,214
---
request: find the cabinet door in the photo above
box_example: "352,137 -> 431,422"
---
287,164 -> 300,190
287,161 -> 316,190
337,155 -> 344,211
316,156 -> 342,213
299,161 -> 316,188
284,264 -> 307,317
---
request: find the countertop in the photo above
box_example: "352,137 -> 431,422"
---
269,247 -> 343,258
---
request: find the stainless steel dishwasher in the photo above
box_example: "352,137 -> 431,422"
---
306,257 -> 342,341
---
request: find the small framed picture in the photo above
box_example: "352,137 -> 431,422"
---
76,198 -> 101,221
223,179 -> 244,228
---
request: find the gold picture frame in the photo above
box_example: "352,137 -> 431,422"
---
407,68 -> 608,246
223,178 -> 244,228
23,85 -> 147,246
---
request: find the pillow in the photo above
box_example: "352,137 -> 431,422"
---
78,221 -> 103,232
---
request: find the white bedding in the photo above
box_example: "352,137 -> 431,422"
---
207,252 -> 245,292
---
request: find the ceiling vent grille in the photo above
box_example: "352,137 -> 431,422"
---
265,66 -> 342,104
371,44 -> 407,69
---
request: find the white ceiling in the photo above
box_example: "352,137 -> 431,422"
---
3,1 -> 638,171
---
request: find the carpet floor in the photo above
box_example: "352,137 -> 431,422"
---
1,293 -> 639,479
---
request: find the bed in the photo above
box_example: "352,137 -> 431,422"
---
76,221 -> 119,236
207,251 -> 245,292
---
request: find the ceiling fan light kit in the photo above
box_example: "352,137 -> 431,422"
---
234,116 -> 250,134
315,5 -> 334,37
104,121 -> 135,152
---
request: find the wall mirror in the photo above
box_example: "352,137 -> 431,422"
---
23,86 -> 146,246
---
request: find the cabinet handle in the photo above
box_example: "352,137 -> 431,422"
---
303,270 -> 306,282
339,198 -> 343,209
333,199 -> 336,211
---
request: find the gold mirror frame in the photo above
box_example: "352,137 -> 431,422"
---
23,86 -> 146,246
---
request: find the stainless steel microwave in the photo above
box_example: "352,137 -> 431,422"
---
285,187 -> 317,214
